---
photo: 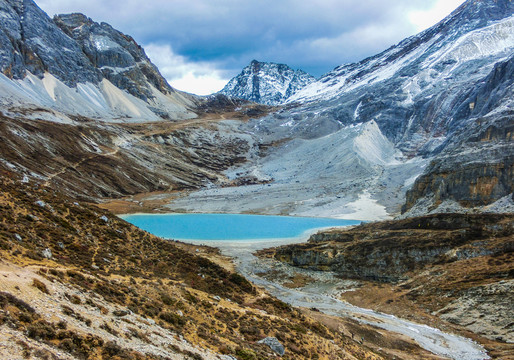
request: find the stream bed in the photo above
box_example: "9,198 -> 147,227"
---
122,213 -> 490,360
187,239 -> 490,360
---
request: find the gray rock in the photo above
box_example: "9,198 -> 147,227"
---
54,12 -> 175,101
0,0 -> 100,85
41,248 -> 52,259
438,280 -> 514,342
0,0 -> 177,103
257,337 -> 285,356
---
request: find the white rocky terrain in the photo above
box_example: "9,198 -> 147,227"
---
167,0 -> 514,219
0,71 -> 197,123
167,119 -> 426,220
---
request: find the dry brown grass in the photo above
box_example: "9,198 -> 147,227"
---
0,170 -> 386,360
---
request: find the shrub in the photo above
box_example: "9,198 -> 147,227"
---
235,348 -> 257,360
159,312 -> 185,327
27,320 -> 56,340
32,279 -> 49,294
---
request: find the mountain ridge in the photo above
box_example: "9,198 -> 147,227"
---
288,0 -> 514,104
166,0 -> 513,218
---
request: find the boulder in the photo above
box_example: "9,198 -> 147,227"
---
257,337 -> 285,356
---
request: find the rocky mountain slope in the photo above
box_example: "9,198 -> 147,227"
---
1,0 -> 511,219
219,60 -> 315,105
283,0 -> 514,215
0,0 -> 197,122
0,0 -> 276,202
259,213 -> 514,359
171,0 -> 514,218
0,170 -> 391,360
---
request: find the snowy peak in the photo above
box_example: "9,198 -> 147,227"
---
288,0 -> 514,104
220,60 -> 315,105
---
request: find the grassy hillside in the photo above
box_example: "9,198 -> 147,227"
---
0,170 -> 385,360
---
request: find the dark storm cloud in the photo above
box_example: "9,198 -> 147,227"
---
35,0 -> 464,93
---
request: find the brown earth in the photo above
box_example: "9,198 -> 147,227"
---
260,214 -> 514,359
0,101 -> 272,204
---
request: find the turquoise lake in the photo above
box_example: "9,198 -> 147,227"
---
120,213 -> 361,241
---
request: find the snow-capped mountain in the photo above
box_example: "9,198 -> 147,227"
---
271,0 -> 514,215
289,0 -> 514,105
0,0 -> 197,122
0,0 -> 511,218
175,0 -> 514,217
219,60 -> 315,105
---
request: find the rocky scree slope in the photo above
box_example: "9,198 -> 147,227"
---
0,111 -> 260,201
220,60 -> 315,105
260,213 -> 514,358
207,0 -> 514,218
0,0 -> 273,201
0,171 -> 385,360
0,0 -> 197,122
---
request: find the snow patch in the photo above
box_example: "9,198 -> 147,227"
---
42,73 -> 59,101
92,35 -> 122,51
424,16 -> 514,69
334,191 -> 391,221
353,121 -> 400,165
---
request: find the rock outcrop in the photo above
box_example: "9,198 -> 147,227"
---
271,214 -> 514,282
402,56 -> 514,214
263,213 -> 514,345
0,0 -> 100,85
257,337 -> 285,356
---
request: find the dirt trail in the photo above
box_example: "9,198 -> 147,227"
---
43,146 -> 120,187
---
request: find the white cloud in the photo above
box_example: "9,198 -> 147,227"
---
144,44 -> 229,95
408,0 -> 465,32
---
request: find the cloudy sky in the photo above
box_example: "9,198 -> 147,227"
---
37,0 -> 464,95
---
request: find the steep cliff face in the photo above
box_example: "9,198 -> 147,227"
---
220,60 -> 315,105
402,55 -> 514,214
0,0 -> 100,84
271,214 -> 514,282
53,13 -> 173,102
